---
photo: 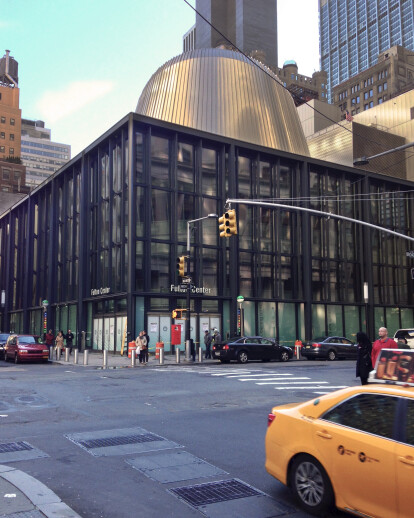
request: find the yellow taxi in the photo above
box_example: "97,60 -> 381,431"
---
265,349 -> 414,517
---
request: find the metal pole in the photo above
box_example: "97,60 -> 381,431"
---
83,350 -> 89,365
131,349 -> 136,367
159,348 -> 164,365
81,331 -> 86,352
103,350 -> 108,368
198,345 -> 203,363
74,349 -> 79,364
176,347 -> 180,363
185,221 -> 191,361
65,348 -> 69,362
49,346 -> 53,361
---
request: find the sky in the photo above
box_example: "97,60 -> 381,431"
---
1,0 -> 319,157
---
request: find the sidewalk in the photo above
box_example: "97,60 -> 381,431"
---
51,350 -> 308,368
0,464 -> 81,518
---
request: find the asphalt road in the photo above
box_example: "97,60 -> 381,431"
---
0,359 -> 360,518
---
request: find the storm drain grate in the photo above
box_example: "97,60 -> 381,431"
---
0,441 -> 33,453
78,433 -> 162,449
170,478 -> 261,507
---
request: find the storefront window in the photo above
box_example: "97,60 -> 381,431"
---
258,302 -> 276,338
243,301 -> 255,336
386,307 -> 400,335
327,305 -> 343,336
374,307 -> 385,332
278,302 -> 296,347
312,304 -> 326,338
401,308 -> 414,328
344,305 -> 360,341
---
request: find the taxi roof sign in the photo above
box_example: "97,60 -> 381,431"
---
369,349 -> 414,387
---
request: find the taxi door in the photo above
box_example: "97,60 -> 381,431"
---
313,394 -> 398,517
395,398 -> 414,518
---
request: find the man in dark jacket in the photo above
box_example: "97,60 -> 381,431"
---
44,330 -> 55,351
204,330 -> 212,359
65,329 -> 74,355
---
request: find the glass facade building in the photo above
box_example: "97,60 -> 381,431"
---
319,0 -> 414,101
0,113 -> 413,353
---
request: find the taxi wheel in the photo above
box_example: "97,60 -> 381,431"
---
327,350 -> 337,361
237,351 -> 249,363
290,454 -> 334,516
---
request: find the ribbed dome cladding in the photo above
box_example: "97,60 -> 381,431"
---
136,49 -> 309,156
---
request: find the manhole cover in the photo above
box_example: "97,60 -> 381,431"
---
78,433 -> 162,449
0,441 -> 33,453
170,479 -> 261,507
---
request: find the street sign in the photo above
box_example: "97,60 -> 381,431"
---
237,295 -> 244,303
181,277 -> 192,284
180,284 -> 189,290
407,251 -> 414,259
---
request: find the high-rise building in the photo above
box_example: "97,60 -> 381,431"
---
0,50 -> 21,161
319,0 -> 414,102
188,0 -> 278,69
21,119 -> 71,188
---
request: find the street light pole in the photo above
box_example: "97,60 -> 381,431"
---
185,214 -> 218,361
353,141 -> 414,166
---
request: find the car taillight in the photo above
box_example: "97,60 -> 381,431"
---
223,344 -> 229,350
313,343 -> 321,348
267,413 -> 276,427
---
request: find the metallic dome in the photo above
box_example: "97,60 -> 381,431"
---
136,48 -> 309,156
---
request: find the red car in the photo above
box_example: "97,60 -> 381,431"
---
4,334 -> 49,363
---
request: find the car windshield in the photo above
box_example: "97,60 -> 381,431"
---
0,334 -> 9,341
18,336 -> 37,344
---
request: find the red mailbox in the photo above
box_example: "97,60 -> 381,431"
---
171,325 -> 181,346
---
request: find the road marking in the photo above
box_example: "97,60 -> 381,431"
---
273,385 -> 348,390
258,380 -> 328,385
239,377 -> 311,382
227,372 -> 293,378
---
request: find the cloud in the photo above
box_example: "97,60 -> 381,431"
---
35,80 -> 115,123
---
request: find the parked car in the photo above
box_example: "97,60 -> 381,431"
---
301,336 -> 357,361
394,329 -> 414,349
265,351 -> 414,517
212,336 -> 293,363
4,334 -> 49,364
0,333 -> 10,360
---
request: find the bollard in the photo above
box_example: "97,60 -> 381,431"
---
103,349 -> 108,368
159,348 -> 164,365
131,349 -> 136,367
65,348 -> 69,362
198,346 -> 203,363
175,347 -> 180,363
83,350 -> 89,365
49,347 -> 54,361
295,345 -> 300,360
74,349 -> 79,364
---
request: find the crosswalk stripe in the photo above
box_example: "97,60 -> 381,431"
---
257,380 -> 328,385
226,373 -> 293,378
239,377 -> 310,382
273,385 -> 347,390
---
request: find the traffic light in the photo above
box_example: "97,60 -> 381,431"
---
218,209 -> 238,237
172,310 -> 177,319
176,256 -> 186,277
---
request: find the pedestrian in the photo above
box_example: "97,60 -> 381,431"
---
355,331 -> 373,385
54,330 -> 64,360
65,329 -> 74,355
135,332 -> 143,364
371,327 -> 398,367
44,329 -> 55,352
204,330 -> 212,359
213,329 -> 222,344
142,330 -> 150,364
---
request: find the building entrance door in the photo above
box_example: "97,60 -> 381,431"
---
92,315 -> 126,352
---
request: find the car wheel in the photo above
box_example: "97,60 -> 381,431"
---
237,351 -> 249,364
289,454 -> 334,516
280,351 -> 290,362
327,349 -> 337,361
14,353 -> 19,364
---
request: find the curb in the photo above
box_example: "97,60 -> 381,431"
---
0,464 -> 81,518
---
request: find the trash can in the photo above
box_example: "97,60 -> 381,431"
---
155,341 -> 164,359
128,341 -> 137,358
